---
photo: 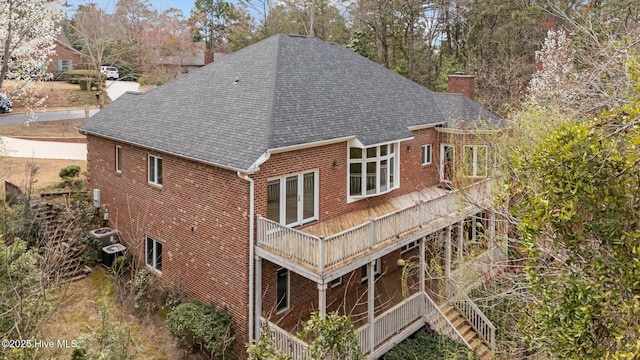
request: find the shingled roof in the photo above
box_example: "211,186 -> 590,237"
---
78,34 -> 498,172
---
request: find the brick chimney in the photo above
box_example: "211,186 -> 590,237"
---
447,73 -> 475,100
204,49 -> 215,65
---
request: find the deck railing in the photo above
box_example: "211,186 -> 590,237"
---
259,317 -> 310,359
448,283 -> 496,353
262,292 -> 473,359
257,179 -> 493,272
424,291 -> 472,349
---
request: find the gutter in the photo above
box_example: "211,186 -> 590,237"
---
237,171 -> 255,342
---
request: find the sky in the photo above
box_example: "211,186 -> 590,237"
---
66,0 -> 194,17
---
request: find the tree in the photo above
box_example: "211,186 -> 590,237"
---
498,58 -> 640,358
0,0 -> 63,89
191,0 -> 239,51
67,3 -> 121,83
300,312 -> 362,360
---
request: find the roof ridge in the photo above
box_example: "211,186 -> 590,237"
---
266,34 -> 285,149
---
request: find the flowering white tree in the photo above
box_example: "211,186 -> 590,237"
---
0,0 -> 64,110
528,29 -> 577,107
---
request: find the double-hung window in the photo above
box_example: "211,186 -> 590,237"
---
145,236 -> 162,272
463,145 -> 488,178
115,145 -> 122,173
276,268 -> 289,313
421,144 -> 432,165
349,143 -> 399,199
267,170 -> 318,226
361,258 -> 382,282
148,154 -> 163,186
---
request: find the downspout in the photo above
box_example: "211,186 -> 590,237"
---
237,171 -> 255,341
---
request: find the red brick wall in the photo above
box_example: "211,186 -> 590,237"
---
86,135 -> 251,352
47,42 -> 82,72
261,250 -> 419,331
252,127 -> 441,225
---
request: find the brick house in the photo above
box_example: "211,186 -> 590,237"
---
78,34 -> 505,359
48,32 -> 82,73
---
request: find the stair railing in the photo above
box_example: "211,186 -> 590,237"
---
447,281 -> 496,353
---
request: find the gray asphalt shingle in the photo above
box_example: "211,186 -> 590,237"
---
78,34 -> 498,171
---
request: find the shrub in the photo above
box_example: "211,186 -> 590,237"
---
67,70 -> 105,86
166,301 -> 235,359
384,330 -> 477,360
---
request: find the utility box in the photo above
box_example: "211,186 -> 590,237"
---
90,227 -> 119,248
102,243 -> 126,268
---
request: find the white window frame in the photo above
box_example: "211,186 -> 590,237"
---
148,154 -> 163,186
115,145 -> 122,173
266,169 -> 319,227
145,236 -> 162,273
463,145 -> 488,178
348,142 -> 400,201
330,276 -> 342,288
276,268 -> 290,314
400,239 -> 420,253
421,144 -> 432,165
440,144 -> 455,182
361,258 -> 382,282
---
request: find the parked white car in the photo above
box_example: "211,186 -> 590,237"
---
100,66 -> 119,80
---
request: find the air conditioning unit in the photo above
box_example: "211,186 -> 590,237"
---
90,227 -> 119,248
102,243 -> 126,268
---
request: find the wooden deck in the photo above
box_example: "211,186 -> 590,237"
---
256,179 -> 494,277
302,186 -> 450,238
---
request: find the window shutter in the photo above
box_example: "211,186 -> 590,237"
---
58,59 -> 62,71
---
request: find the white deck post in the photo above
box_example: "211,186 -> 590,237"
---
458,220 -> 464,262
489,211 -> 496,262
445,226 -> 452,297
367,260 -> 375,354
419,236 -> 425,294
318,283 -> 328,319
254,256 -> 263,339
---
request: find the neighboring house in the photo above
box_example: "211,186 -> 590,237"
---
78,34 -> 505,359
47,32 -> 82,73
157,42 -> 224,77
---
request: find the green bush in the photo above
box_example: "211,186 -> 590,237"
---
67,70 -> 105,86
384,331 -> 477,360
112,253 -> 132,276
166,301 -> 235,358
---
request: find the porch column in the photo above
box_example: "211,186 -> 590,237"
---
318,283 -> 328,320
419,236 -> 425,294
367,260 -> 375,355
489,211 -> 497,263
254,256 -> 263,339
458,220 -> 464,262
445,226 -> 452,298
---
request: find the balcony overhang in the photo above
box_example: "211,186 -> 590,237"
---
256,179 -> 494,282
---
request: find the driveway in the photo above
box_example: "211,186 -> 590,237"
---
105,80 -> 139,100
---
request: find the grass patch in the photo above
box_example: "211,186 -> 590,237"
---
0,119 -> 86,137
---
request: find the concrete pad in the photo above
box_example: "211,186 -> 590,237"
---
1,136 -> 86,160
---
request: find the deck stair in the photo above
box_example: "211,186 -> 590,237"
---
442,304 -> 492,360
31,201 -> 92,283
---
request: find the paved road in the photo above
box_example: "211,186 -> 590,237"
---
0,81 -> 139,125
0,81 -> 139,160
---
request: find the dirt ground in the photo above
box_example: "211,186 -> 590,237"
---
37,269 -> 187,360
0,119 -> 87,193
